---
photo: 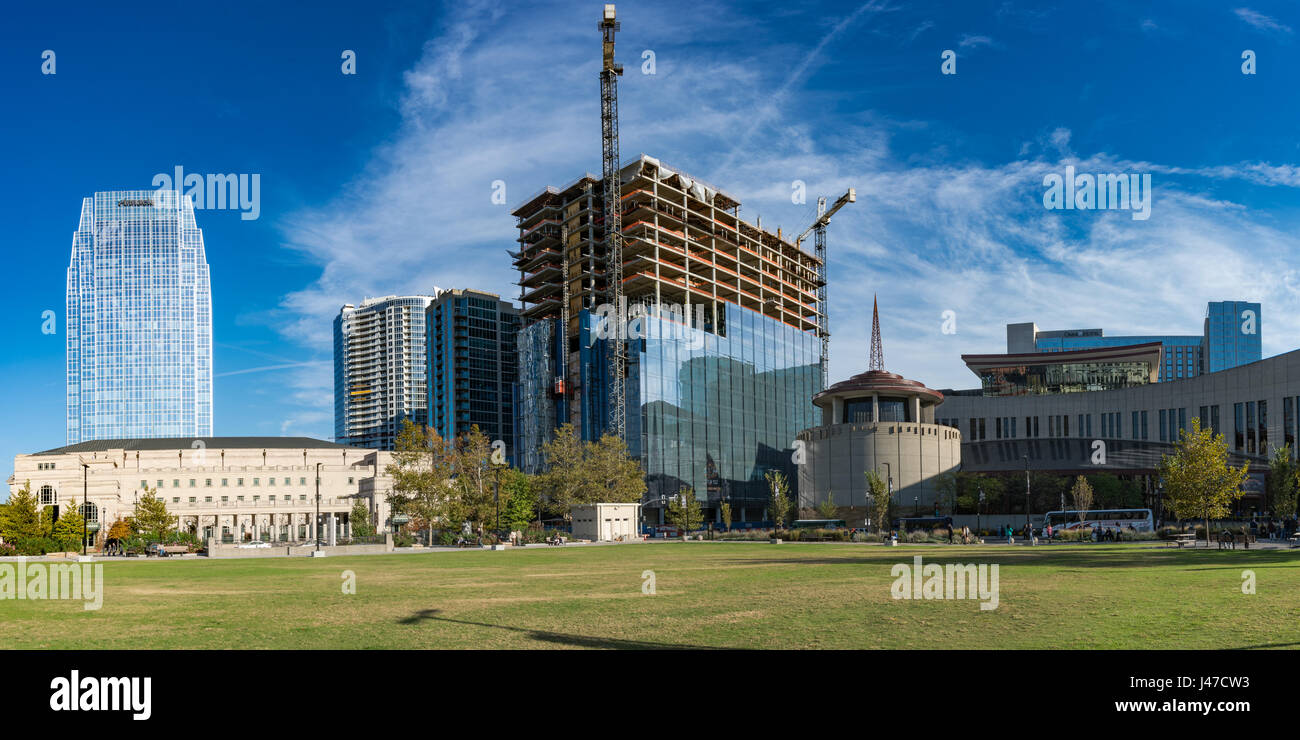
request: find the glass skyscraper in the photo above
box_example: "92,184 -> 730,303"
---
1203,300 -> 1262,373
66,190 -> 213,443
425,289 -> 520,453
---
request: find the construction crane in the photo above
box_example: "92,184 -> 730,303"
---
795,187 -> 856,389
600,3 -> 626,442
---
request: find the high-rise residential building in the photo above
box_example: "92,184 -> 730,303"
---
334,294 -> 436,449
511,155 -> 822,524
66,190 -> 213,444
425,289 -> 520,454
1005,300 -> 1262,382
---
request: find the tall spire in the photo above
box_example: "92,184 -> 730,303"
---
870,294 -> 884,371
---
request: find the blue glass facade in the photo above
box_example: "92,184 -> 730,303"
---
1032,301 -> 1262,381
517,304 -> 820,510
425,290 -> 519,455
66,190 -> 212,444
1203,300 -> 1262,373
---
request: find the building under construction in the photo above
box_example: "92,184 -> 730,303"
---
512,154 -> 825,522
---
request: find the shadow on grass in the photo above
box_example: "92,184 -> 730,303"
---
1231,641 -> 1300,650
398,609 -> 721,650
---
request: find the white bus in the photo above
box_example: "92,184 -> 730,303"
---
1042,508 -> 1154,532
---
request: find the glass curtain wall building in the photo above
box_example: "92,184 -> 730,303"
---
334,294 -> 436,449
512,156 -> 824,521
66,190 -> 213,444
425,289 -> 520,455
1008,300 -> 1261,382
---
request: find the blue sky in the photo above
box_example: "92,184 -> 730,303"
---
3,0 -> 1300,490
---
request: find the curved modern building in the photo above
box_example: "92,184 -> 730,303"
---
796,302 -> 961,512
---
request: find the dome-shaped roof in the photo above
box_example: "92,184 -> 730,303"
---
813,369 -> 944,408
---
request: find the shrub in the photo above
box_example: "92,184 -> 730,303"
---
438,530 -> 459,547
0,541 -> 17,557
15,537 -> 62,555
393,532 -> 416,548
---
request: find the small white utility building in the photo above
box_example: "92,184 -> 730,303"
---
571,503 -> 642,541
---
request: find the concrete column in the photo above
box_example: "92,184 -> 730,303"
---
872,393 -> 880,422
327,513 -> 337,546
912,397 -> 921,424
831,396 -> 844,424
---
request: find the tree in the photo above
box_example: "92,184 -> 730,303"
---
815,495 -> 838,520
1266,444 -> 1299,519
500,469 -> 537,533
52,500 -> 86,552
537,424 -> 645,520
866,470 -> 891,532
386,419 -> 456,546
719,500 -> 732,531
1158,418 -> 1250,547
537,424 -> 587,519
935,471 -> 958,515
665,488 -> 703,537
584,434 -> 647,504
450,425 -> 495,531
105,517 -> 132,541
766,470 -> 792,531
133,487 -> 177,541
1070,476 -> 1094,525
350,499 -> 374,537
0,481 -> 41,542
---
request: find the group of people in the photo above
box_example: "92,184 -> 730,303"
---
1249,518 -> 1297,540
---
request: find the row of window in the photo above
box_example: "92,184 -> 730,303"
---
954,408 -> 1217,443
142,476 -> 355,489
170,495 -> 310,504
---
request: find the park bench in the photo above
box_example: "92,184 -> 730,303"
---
1289,533 -> 1300,548
1169,533 -> 1197,549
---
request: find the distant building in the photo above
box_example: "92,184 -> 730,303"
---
334,295 -> 437,449
425,289 -> 520,454
66,190 -> 213,444
1005,300 -> 1261,382
10,437 -> 394,547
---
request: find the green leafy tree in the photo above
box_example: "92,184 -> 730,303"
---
866,470 -> 891,532
500,469 -> 537,532
0,481 -> 42,543
133,487 -> 177,541
934,471 -> 958,515
386,419 -> 456,546
451,425 -> 496,531
719,500 -> 732,531
584,433 -> 647,504
52,500 -> 86,551
1266,444 -> 1299,518
815,496 -> 838,520
537,424 -> 646,521
1070,476 -> 1094,524
350,499 -> 374,537
766,470 -> 792,532
1158,418 -> 1250,547
665,488 -> 703,537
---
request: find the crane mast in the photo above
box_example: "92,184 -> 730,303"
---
795,188 -> 856,389
600,4 -> 626,442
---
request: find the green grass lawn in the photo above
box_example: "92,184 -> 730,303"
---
2,542 -> 1297,649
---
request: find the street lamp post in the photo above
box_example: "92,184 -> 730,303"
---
493,466 -> 501,535
81,462 -> 89,557
315,462 -> 321,552
977,486 -> 984,534
913,495 -> 919,517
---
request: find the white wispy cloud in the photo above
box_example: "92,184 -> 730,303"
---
1233,7 -> 1293,34
268,0 -> 1300,439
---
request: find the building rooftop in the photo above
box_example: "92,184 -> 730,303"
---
32,437 -> 363,456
